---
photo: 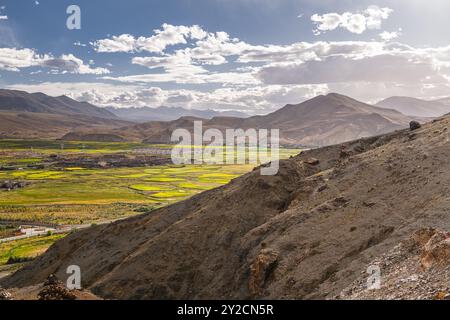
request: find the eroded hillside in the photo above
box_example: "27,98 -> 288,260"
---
3,115 -> 450,299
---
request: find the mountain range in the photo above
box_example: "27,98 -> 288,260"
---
0,90 -> 130,139
105,106 -> 248,122
66,93 -> 414,147
0,89 -> 444,146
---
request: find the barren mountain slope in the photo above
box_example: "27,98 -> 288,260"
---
0,112 -> 131,139
3,115 -> 450,299
0,89 -> 117,119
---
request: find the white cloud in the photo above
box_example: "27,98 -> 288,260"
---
364,5 -> 393,29
379,30 -> 401,41
92,24 -> 208,53
311,5 -> 393,35
73,41 -> 87,47
41,54 -> 110,75
0,48 -> 44,71
257,54 -> 443,85
0,48 -> 109,74
131,50 -> 207,74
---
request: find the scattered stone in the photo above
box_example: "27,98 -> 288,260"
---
339,228 -> 450,300
0,288 -> 12,300
362,201 -> 376,207
409,121 -> 421,131
340,150 -> 351,158
304,158 -> 320,165
249,249 -> 279,296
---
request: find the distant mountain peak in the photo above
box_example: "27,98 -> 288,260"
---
106,105 -> 249,123
0,89 -> 117,119
377,96 -> 450,118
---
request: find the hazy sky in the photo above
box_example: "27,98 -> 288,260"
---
1,0 -> 450,114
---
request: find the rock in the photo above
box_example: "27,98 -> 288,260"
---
248,249 -> 279,296
0,288 -> 12,300
409,121 -> 421,131
317,185 -> 327,192
38,275 -> 76,300
420,230 -> 450,271
305,158 -> 320,165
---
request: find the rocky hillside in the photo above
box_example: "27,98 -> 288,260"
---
339,228 -> 450,300
3,115 -> 450,299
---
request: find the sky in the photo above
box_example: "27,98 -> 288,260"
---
1,0 -> 450,114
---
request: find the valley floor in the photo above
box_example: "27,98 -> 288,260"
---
0,139 -> 299,271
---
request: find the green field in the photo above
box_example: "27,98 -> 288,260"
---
0,139 -> 301,225
0,234 -> 66,265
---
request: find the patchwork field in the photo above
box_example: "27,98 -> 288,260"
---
0,139 -> 301,266
0,140 -> 300,224
0,164 -> 255,224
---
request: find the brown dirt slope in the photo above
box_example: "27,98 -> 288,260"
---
3,115 -> 450,299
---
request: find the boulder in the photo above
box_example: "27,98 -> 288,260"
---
248,249 -> 279,296
409,121 -> 421,131
419,230 -> 450,270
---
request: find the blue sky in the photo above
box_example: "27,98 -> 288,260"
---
1,0 -> 450,114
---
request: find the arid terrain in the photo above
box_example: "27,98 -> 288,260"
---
2,112 -> 450,300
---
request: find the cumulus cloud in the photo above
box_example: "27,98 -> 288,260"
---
311,5 -> 393,35
257,54 -> 441,85
92,24 -> 207,53
41,54 -> 110,75
0,48 -> 44,71
0,48 -> 109,74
